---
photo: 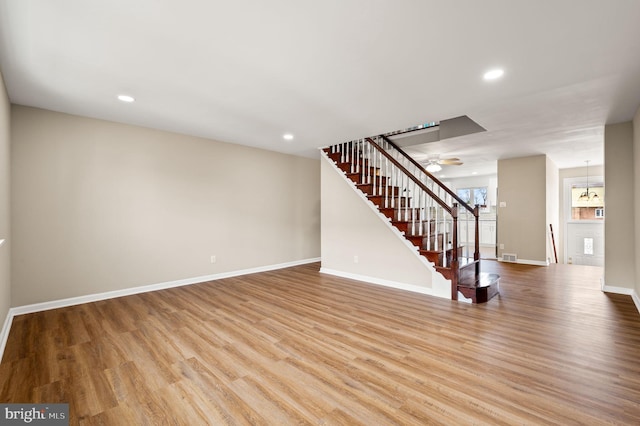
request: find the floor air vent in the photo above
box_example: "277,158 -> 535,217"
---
502,253 -> 517,263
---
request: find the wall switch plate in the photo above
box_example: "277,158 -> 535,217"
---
210,255 -> 216,264
354,255 -> 359,264
499,201 -> 507,208
499,244 -> 504,249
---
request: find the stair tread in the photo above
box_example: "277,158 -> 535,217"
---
369,194 -> 409,198
458,272 -> 500,288
432,257 -> 475,269
391,219 -> 435,224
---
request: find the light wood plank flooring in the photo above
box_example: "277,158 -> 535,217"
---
1,261 -> 639,425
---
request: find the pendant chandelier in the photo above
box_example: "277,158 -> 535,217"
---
578,160 -> 600,203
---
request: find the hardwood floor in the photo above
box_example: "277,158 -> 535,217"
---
1,261 -> 639,425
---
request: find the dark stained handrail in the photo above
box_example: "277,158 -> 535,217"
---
378,134 -> 480,270
380,134 -> 477,216
365,138 -> 452,215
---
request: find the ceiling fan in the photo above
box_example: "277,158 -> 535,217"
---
421,155 -> 463,172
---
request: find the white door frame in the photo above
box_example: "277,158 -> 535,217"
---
563,175 -> 604,264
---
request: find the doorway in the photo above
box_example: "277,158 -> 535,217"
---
564,176 -> 604,266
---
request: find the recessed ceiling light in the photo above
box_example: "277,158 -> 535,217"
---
117,94 -> 135,103
483,69 -> 504,80
283,133 -> 294,141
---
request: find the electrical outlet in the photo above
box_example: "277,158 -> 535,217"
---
354,255 -> 359,264
499,244 -> 504,249
210,255 -> 216,264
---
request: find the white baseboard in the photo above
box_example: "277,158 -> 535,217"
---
632,291 -> 640,314
320,267 -> 436,297
0,257 -> 320,363
602,285 -> 634,295
602,285 -> 635,297
602,285 -> 640,316
498,258 -> 549,266
0,310 -> 14,365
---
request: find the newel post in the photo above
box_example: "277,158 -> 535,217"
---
474,204 -> 480,261
451,203 -> 459,301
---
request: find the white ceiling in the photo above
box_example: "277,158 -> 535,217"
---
1,0 -> 640,178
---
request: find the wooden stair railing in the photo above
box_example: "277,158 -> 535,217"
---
324,136 -> 499,303
380,134 -> 480,257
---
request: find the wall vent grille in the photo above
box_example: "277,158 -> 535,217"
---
502,253 -> 518,263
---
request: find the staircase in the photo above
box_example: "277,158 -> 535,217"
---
323,135 -> 499,303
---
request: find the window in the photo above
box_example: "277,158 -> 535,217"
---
457,187 -> 488,207
571,184 -> 604,220
457,189 -> 471,204
583,237 -> 594,255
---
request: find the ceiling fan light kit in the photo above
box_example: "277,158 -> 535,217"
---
426,163 -> 442,173
423,155 -> 463,173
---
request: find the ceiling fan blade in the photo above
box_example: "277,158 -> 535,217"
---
439,158 -> 462,165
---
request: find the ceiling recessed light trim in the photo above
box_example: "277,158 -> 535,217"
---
483,68 -> 504,81
283,133 -> 294,141
117,94 -> 135,103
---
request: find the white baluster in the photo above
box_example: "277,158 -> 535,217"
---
390,164 -> 396,210
427,197 -> 432,250
435,206 -> 439,255
418,188 -> 424,237
378,148 -> 383,198
368,139 -> 371,183
411,180 -> 416,235
384,155 -> 389,208
359,140 -> 363,174
370,141 -> 376,195
372,140 -> 377,187
403,173 -> 409,222
442,213 -> 448,268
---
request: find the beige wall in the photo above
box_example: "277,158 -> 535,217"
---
11,106 -> 320,306
545,157 -> 559,263
634,107 -> 640,299
497,155 -> 548,263
320,156 -> 449,298
0,71 -> 10,323
604,122 -> 635,289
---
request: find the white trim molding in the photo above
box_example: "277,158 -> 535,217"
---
0,257 -> 320,363
601,284 -> 640,316
498,258 -> 550,267
602,285 -> 634,296
632,291 -> 640,314
0,310 -> 13,364
320,267 -> 434,297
